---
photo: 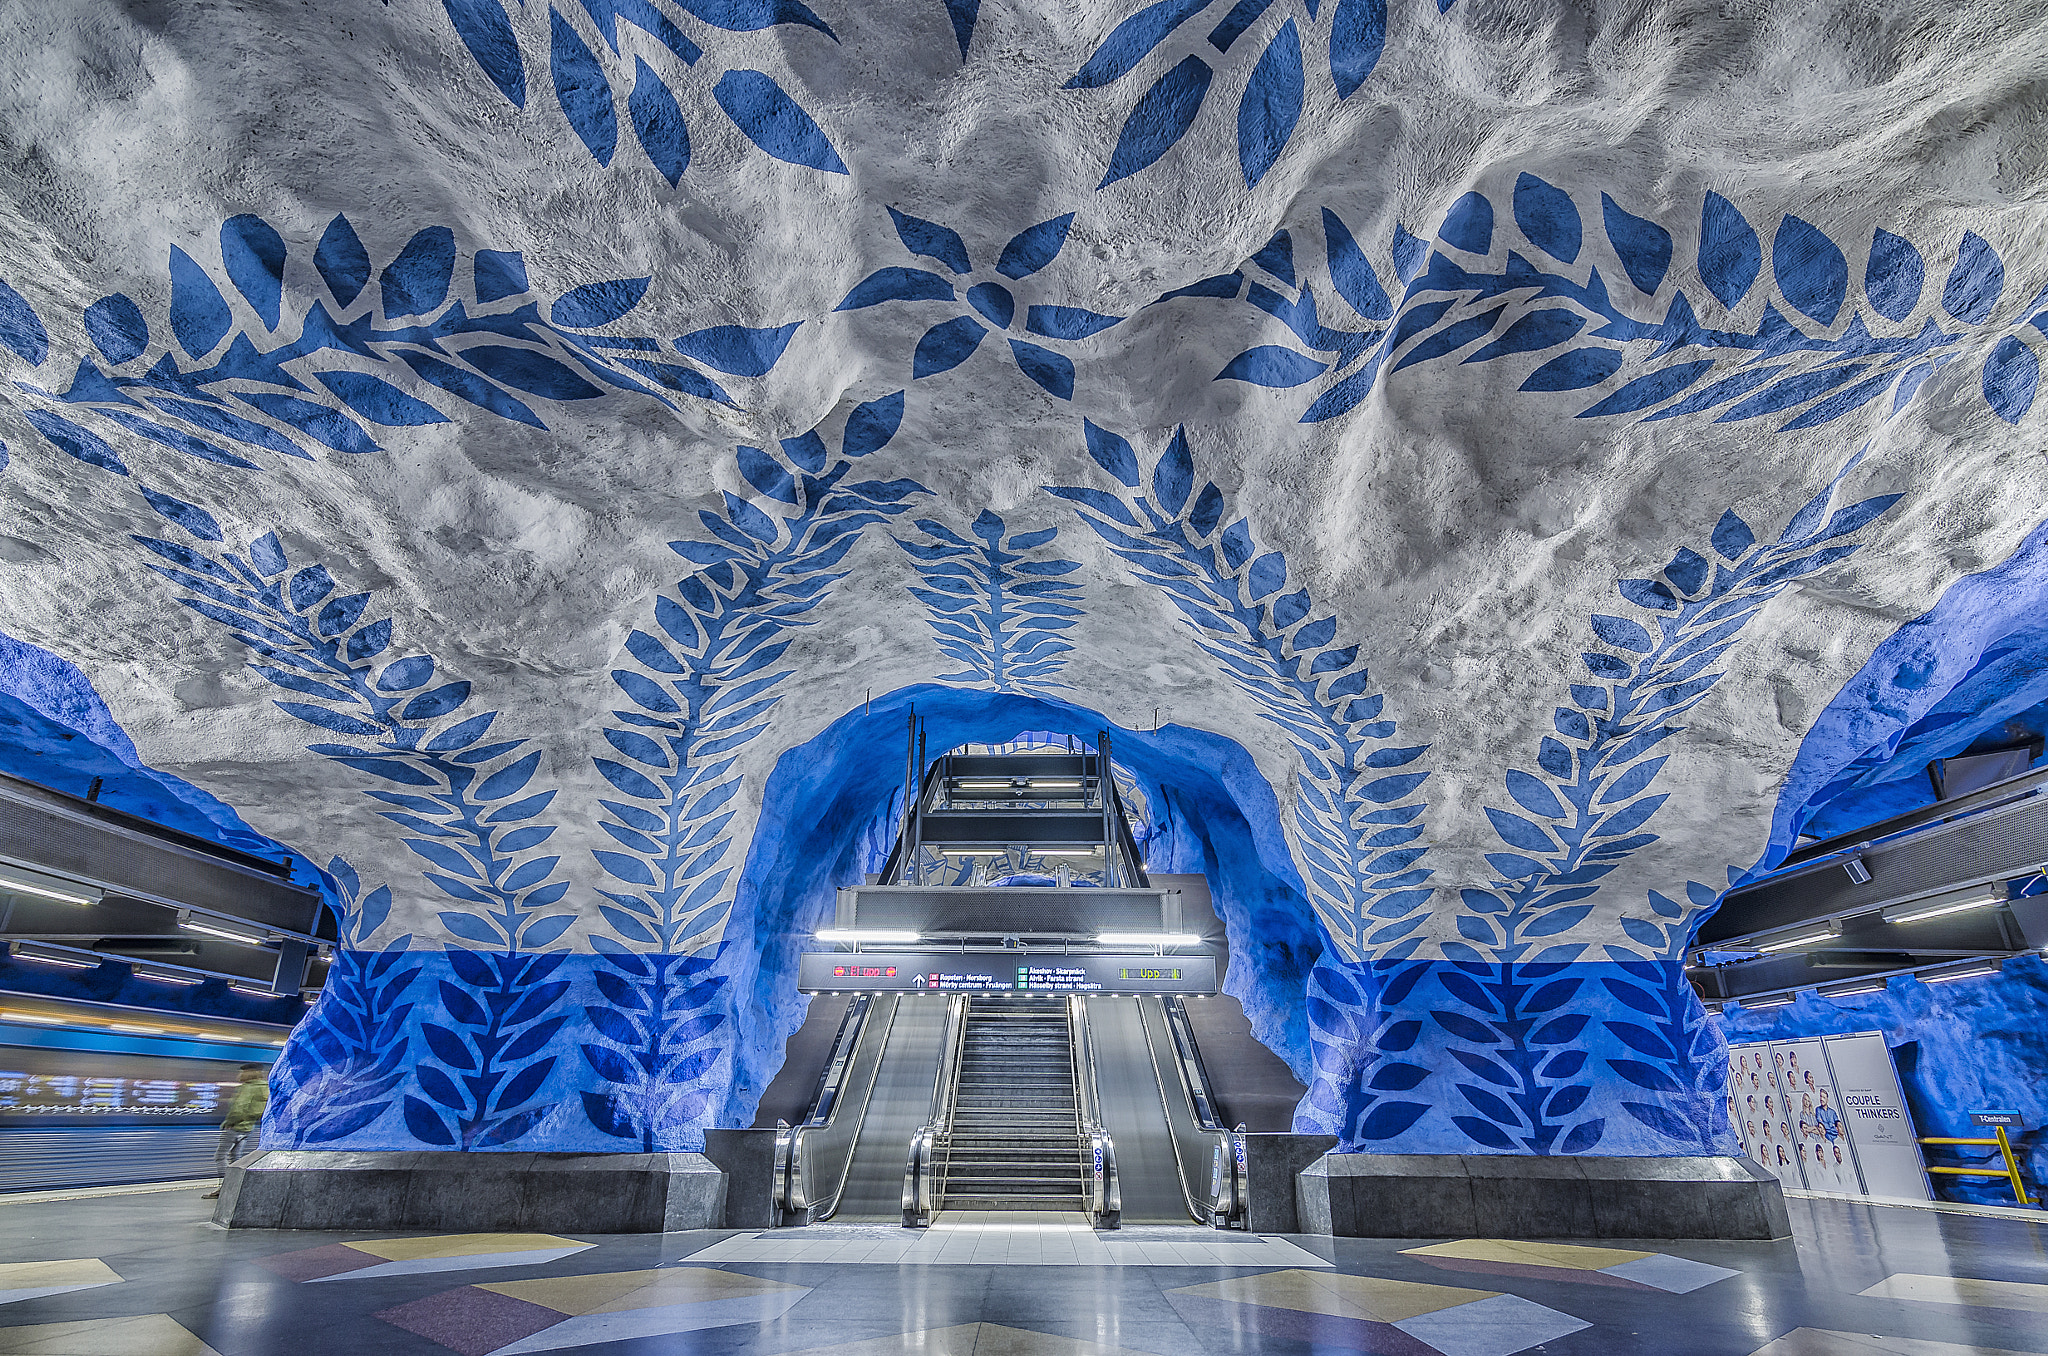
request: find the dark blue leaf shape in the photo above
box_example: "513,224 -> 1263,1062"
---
316,371 -> 449,426
1440,192 -> 1493,255
1537,736 -> 1572,777
836,267 -> 955,310
239,392 -> 380,454
1390,304 -> 1505,374
1216,345 -> 1327,386
1026,304 -> 1120,340
1246,551 -> 1285,599
1504,769 -> 1564,819
168,246 -> 232,357
1009,340 -> 1075,399
139,487 -> 221,541
1560,1119 -> 1605,1153
100,410 -> 255,468
844,390 -> 905,456
1617,578 -> 1677,611
83,294 -> 149,365
945,0 -> 979,58
1865,229 -> 1923,322
1098,56 -> 1211,189
446,0 -> 527,106
1486,807 -> 1556,853
1153,426 -> 1193,513
1711,508 -> 1755,559
1941,231 -> 2003,325
474,250 -> 528,304
380,227 -> 457,319
1236,20 -> 1303,190
1328,0 -> 1386,98
1067,0 -> 1207,88
1601,193 -> 1671,294
1698,192 -> 1761,309
737,445 -> 798,503
1773,215 -> 1848,326
1577,360 -> 1713,418
1465,309 -> 1584,363
713,70 -> 847,173
551,8 -> 619,167
998,215 -> 1076,281
464,346 -> 606,399
968,282 -> 1015,328
672,0 -> 833,36
626,58 -> 690,185
403,1096 -> 458,1146
913,316 -> 987,377
402,682 -> 471,721
316,216 -> 373,308
0,275 -> 49,365
220,215 -> 287,330
400,352 -> 544,428
1322,209 -> 1390,320
1715,363 -> 1867,423
1249,230 -> 1293,285
887,207 -> 972,275
1513,173 -> 1581,264
674,321 -> 799,376
1083,420 -> 1140,487
1983,336 -> 2039,425
1521,346 -> 1622,392
1590,613 -> 1651,653
1206,0 -> 1276,53
1665,547 -> 1708,595
1357,1099 -> 1430,1140
1451,1116 -> 1517,1150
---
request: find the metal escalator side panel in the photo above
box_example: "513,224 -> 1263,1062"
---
795,992 -> 897,1218
824,996 -> 954,1222
1074,996 -> 1198,1225
905,994 -> 969,1226
1134,994 -> 1232,1224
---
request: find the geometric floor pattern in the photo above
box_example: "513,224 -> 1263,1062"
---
1400,1238 -> 1742,1293
0,1261 -> 122,1307
1166,1269 -> 1590,1356
684,1214 -> 1334,1267
1748,1333 -> 2048,1356
376,1267 -> 809,1355
1855,1273 -> 2048,1314
0,1313 -> 219,1355
255,1233 -> 595,1283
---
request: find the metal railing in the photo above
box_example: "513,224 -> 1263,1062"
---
1067,995 -> 1121,1228
775,994 -> 890,1222
901,994 -> 968,1227
1918,1127 -> 2034,1206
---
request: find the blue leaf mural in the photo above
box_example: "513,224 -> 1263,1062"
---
895,510 -> 1083,693
713,70 -> 848,174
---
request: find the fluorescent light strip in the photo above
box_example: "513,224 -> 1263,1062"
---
1030,780 -> 1082,788
1742,994 -> 1796,1008
230,982 -> 274,996
133,968 -> 199,985
180,919 -> 269,946
1924,964 -> 2001,984
1753,930 -> 1835,954
1884,895 -> 2002,925
110,1023 -> 164,1034
814,929 -> 921,944
955,782 -> 1014,790
13,946 -> 95,969
2,1012 -> 64,1025
1097,933 -> 1200,947
1037,848 -> 1101,856
1823,983 -> 1888,998
0,863 -> 101,906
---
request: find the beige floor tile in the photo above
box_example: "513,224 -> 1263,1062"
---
1400,1239 -> 1656,1269
0,1261 -> 121,1291
348,1232 -> 583,1261
1749,1327 -> 2047,1355
0,1314 -> 219,1355
1857,1274 -> 2048,1314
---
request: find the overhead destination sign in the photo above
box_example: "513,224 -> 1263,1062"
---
798,952 -> 1217,995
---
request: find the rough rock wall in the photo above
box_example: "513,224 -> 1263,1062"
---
0,0 -> 2043,1155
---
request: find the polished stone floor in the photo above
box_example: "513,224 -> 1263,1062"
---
0,1187 -> 2044,1355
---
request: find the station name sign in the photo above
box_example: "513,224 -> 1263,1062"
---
798,951 -> 1218,995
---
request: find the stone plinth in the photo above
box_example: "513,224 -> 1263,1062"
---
1241,1133 -> 1338,1234
1295,1154 -> 1790,1240
214,1150 -> 729,1232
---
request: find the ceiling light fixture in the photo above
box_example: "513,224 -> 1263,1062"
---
12,943 -> 95,969
110,1023 -> 164,1035
0,862 -> 102,906
813,929 -> 921,944
179,917 -> 270,946
955,781 -> 1014,790
1096,933 -> 1201,947
1741,994 -> 1796,1008
1752,928 -> 1837,954
1029,780 -> 1082,788
230,982 -> 274,997
1822,981 -> 1888,998
1882,894 -> 2004,925
1037,848 -> 1101,856
1923,962 -> 2002,985
132,966 -> 199,985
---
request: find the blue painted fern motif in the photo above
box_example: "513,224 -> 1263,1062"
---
405,948 -> 571,1149
269,856 -> 422,1145
131,523 -> 576,952
1213,183 -> 2040,429
1067,0 -> 1390,190
579,393 -> 925,1145
1425,463 -> 1903,1154
438,0 -> 847,180
3,214 -> 799,488
1046,420 -> 1431,960
895,509 -> 1082,693
835,208 -> 1119,401
1602,880 -> 1733,1149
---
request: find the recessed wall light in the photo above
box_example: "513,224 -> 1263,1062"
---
180,917 -> 270,946
1742,994 -> 1796,1008
1923,962 -> 2002,985
814,929 -> 920,943
1882,894 -> 2003,925
1753,928 -> 1836,954
0,862 -> 103,906
12,943 -> 96,969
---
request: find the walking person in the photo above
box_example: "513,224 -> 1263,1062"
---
202,1063 -> 268,1200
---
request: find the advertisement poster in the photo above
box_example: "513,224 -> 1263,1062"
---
1819,1032 -> 1931,1201
1727,1042 -> 1806,1190
1772,1037 -> 1862,1194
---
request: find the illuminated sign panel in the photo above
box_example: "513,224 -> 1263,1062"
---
798,952 -> 1217,994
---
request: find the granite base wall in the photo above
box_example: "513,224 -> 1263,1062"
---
1295,1153 -> 1791,1240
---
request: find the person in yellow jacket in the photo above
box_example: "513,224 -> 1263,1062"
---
201,1064 -> 268,1200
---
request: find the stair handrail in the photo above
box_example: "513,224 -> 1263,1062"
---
1139,995 -> 1242,1228
1068,995 -> 1122,1228
902,993 -> 968,1227
784,993 -> 893,1222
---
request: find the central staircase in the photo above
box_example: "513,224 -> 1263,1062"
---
940,996 -> 1087,1212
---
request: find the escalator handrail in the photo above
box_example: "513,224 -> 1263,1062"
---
1135,995 -> 1236,1225
1160,996 -> 1227,1131
796,994 -> 898,1219
1068,995 -> 1121,1227
902,993 -> 968,1226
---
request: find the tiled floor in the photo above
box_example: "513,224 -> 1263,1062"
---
0,1188 -> 2043,1355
